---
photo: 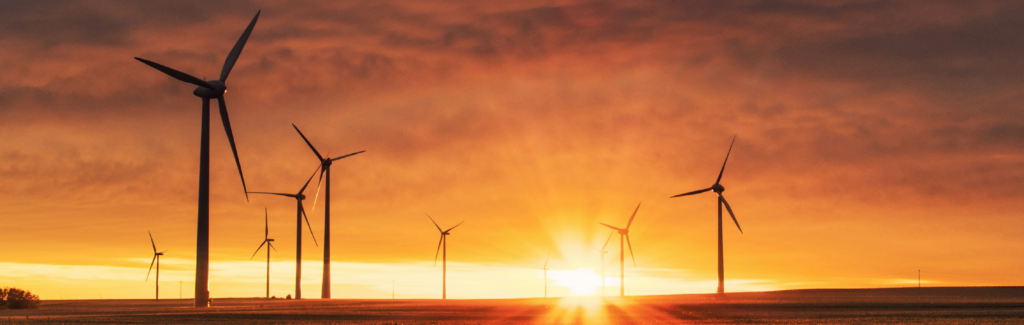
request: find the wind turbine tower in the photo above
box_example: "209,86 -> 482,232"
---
670,136 -> 744,294
292,124 -> 364,299
250,208 -> 278,298
249,166 -> 320,299
599,203 -> 641,297
427,215 -> 464,300
146,231 -> 167,301
134,11 -> 260,307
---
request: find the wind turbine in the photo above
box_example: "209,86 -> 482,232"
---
599,203 -> 640,297
670,136 -> 743,294
589,231 -> 613,297
543,250 -> 550,298
146,231 -> 167,301
427,215 -> 463,300
250,208 -> 277,299
292,124 -> 365,299
248,166 -> 320,299
134,11 -> 260,308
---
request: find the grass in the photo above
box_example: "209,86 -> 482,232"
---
1,287 -> 1023,324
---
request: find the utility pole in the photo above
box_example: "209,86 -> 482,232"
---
918,270 -> 921,288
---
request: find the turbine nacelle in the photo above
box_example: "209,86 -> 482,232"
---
193,80 -> 227,98
712,183 -> 725,193
296,194 -> 306,200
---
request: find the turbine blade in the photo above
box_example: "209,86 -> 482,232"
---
720,194 -> 743,234
433,235 -> 443,267
146,256 -> 156,281
300,203 -> 319,247
291,124 -> 324,161
310,167 -> 325,216
250,241 -> 266,260
426,214 -> 443,232
269,242 -> 277,252
264,208 -> 269,238
248,191 -> 297,198
444,221 -> 465,233
148,231 -> 156,254
217,97 -> 248,201
716,136 -> 737,185
298,164 -> 321,195
626,235 -> 636,268
544,250 -> 550,269
134,57 -> 215,89
220,10 -> 260,82
599,222 -> 621,231
626,202 -> 641,230
671,187 -> 712,198
602,231 -> 614,250
330,150 -> 366,161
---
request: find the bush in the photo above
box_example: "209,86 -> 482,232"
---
0,287 -> 41,309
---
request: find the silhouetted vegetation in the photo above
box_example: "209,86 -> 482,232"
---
0,287 -> 41,309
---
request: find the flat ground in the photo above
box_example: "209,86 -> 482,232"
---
2,287 -> 1024,324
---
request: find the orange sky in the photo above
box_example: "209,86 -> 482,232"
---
2,0 -> 1024,300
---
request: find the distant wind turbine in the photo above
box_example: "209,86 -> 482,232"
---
249,166 -> 320,299
146,231 -> 167,301
589,231 -> 614,297
250,208 -> 277,299
599,203 -> 641,297
670,136 -> 743,294
134,10 -> 260,308
427,215 -> 464,300
292,124 -> 364,299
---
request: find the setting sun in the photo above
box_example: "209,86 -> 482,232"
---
548,268 -> 612,296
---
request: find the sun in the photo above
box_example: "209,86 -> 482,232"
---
548,268 -> 606,296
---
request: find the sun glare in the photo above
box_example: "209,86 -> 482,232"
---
548,268 -> 604,296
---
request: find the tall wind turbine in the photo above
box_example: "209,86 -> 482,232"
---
542,250 -> 550,298
134,11 -> 260,308
671,136 -> 743,294
146,231 -> 167,301
590,231 -> 613,297
249,166 -> 320,299
250,208 -> 277,299
599,203 -> 640,297
427,215 -> 463,300
292,124 -> 365,299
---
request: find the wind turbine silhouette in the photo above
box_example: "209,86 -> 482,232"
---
146,231 -> 167,301
599,203 -> 640,297
248,166 -> 320,299
292,124 -> 364,299
427,215 -> 463,300
589,231 -> 613,297
134,11 -> 260,308
250,208 -> 277,299
543,250 -> 551,298
671,136 -> 743,294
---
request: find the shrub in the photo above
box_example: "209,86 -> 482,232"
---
1,287 -> 41,309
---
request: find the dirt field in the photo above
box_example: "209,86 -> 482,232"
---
2,287 -> 1023,324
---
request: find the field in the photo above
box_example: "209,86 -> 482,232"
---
3,287 -> 1023,324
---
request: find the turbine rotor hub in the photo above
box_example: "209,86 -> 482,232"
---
712,184 -> 725,193
323,159 -> 333,167
618,229 -> 628,235
192,80 -> 227,98
297,194 -> 306,200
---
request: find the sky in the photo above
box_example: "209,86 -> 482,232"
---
2,0 -> 1024,300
